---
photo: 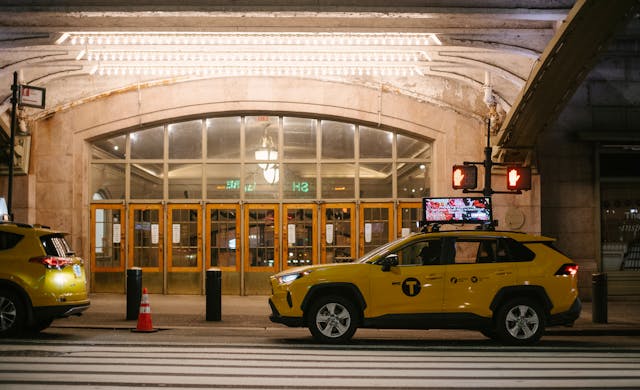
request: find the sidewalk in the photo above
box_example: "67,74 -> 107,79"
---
53,293 -> 640,335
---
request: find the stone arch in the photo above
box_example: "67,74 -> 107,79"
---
30,76 -> 483,261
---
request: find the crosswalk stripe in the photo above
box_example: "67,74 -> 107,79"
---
1,343 -> 639,389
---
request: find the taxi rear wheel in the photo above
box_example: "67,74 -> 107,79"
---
495,298 -> 544,345
307,295 -> 358,344
0,290 -> 26,337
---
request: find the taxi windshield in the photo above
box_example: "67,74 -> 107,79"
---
356,235 -> 413,264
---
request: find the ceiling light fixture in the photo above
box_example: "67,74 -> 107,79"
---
58,31 -> 439,78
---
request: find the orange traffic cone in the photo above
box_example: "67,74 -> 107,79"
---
132,287 -> 157,332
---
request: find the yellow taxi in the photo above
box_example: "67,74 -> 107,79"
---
0,222 -> 90,336
269,229 -> 581,345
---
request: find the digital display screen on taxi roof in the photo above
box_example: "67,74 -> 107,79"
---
422,197 -> 492,224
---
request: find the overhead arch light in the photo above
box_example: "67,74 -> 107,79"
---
57,32 -> 439,78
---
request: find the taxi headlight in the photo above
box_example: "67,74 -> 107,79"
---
277,270 -> 311,285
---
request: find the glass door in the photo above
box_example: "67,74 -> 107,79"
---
321,203 -> 356,263
167,204 -> 202,294
90,204 -> 125,292
244,204 -> 279,294
398,202 -> 422,237
359,203 -> 394,256
129,204 -> 164,293
207,204 -> 241,294
283,204 -> 317,269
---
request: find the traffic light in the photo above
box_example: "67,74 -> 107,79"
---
452,165 -> 477,190
506,166 -> 531,191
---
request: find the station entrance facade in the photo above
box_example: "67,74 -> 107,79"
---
89,114 -> 431,295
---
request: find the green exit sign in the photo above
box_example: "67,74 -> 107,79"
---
292,181 -> 309,193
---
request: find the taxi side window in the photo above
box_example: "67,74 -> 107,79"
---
452,238 -> 535,264
453,240 -> 480,264
394,239 -> 443,266
0,231 -> 23,250
453,239 -> 500,264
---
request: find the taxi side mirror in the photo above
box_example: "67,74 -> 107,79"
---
380,254 -> 398,272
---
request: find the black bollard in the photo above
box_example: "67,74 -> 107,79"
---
592,273 -> 608,323
126,267 -> 143,320
206,268 -> 222,321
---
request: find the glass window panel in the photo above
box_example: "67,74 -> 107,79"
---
324,206 -> 353,263
397,133 -> 431,159
91,163 -> 125,200
131,126 -> 163,159
171,208 -> 199,268
359,126 -> 392,158
132,208 -> 160,268
362,206 -> 390,254
400,205 -> 422,235
169,120 -> 202,159
207,117 -> 241,159
92,134 -> 126,159
283,163 -> 316,199
283,117 -> 316,159
206,164 -> 241,199
359,162 -> 393,198
397,162 -> 430,199
246,115 -> 279,161
247,207 -> 277,268
130,163 -> 163,199
285,207 -> 314,267
321,120 -> 354,159
320,163 -> 355,199
244,163 -> 280,199
94,208 -> 123,269
168,163 -> 202,199
209,208 -> 238,268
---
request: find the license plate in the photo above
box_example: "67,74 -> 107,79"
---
72,264 -> 82,277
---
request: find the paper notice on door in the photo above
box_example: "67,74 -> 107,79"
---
288,224 -> 296,245
151,224 -> 159,244
172,224 -> 181,244
365,223 -> 372,243
113,223 -> 121,243
325,224 -> 334,244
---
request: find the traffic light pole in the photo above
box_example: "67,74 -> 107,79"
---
7,71 -> 17,221
462,119 -> 522,197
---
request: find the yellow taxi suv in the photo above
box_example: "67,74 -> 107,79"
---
0,222 -> 90,336
270,229 -> 581,345
270,197 -> 581,345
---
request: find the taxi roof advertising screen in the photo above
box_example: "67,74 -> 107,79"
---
422,197 -> 492,224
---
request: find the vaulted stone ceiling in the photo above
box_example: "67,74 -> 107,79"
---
0,0 -> 636,162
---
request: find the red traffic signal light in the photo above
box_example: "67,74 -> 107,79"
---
452,165 -> 477,190
506,166 -> 531,191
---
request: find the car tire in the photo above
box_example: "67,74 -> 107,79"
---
495,298 -> 545,345
0,289 -> 26,337
307,295 -> 359,344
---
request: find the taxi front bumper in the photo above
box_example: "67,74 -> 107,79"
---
269,298 -> 304,327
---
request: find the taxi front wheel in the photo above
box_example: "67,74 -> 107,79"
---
495,298 -> 545,345
307,295 -> 358,344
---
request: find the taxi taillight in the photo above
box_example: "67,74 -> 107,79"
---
29,256 -> 73,269
555,263 -> 579,276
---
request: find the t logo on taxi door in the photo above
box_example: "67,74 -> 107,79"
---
402,278 -> 421,297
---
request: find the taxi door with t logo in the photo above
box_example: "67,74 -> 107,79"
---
443,237 -> 516,317
367,239 -> 445,317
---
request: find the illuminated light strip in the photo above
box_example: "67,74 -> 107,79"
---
91,65 -> 422,77
80,50 -> 429,62
59,32 -> 441,47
